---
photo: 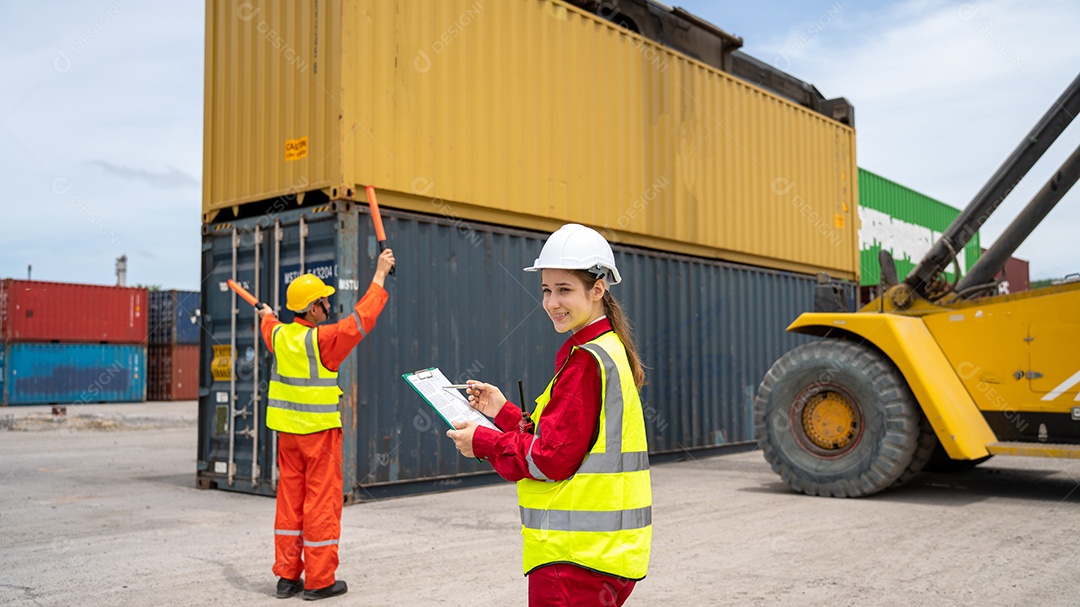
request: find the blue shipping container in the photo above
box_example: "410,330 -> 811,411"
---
0,343 -> 147,406
149,290 -> 201,345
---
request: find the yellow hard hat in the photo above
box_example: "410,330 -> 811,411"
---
286,274 -> 336,312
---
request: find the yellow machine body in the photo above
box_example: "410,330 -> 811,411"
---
788,281 -> 1080,460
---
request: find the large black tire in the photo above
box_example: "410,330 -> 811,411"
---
754,340 -> 921,497
893,414 -> 936,487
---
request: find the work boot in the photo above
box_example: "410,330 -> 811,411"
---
276,577 -> 304,599
302,580 -> 348,601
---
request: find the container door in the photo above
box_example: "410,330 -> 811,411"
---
200,221 -> 272,495
199,207 -> 350,497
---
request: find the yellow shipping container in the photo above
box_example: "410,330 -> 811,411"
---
203,0 -> 859,280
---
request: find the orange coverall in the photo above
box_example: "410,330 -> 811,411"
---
260,283 -> 388,590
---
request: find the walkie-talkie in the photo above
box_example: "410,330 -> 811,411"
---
518,379 -> 533,434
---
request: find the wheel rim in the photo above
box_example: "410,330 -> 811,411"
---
791,383 -> 863,458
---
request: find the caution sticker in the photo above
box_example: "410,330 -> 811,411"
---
211,345 -> 233,381
285,136 -> 308,161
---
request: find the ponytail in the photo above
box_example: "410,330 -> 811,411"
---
571,270 -> 647,389
602,291 -> 647,389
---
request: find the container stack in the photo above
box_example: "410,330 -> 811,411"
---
0,279 -> 148,406
147,290 -> 200,401
197,0 -> 860,499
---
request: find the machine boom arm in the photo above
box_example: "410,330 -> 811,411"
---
903,73 -> 1080,298
956,144 -> 1080,294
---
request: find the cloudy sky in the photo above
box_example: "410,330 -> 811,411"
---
1,1 -> 1078,290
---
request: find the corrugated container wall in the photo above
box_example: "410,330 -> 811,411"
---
858,169 -> 981,287
197,204 -> 848,499
148,344 -> 200,401
1,343 -> 146,406
149,290 -> 202,345
203,0 -> 859,280
0,280 -> 148,344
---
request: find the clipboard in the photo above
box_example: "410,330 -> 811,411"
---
402,367 -> 499,432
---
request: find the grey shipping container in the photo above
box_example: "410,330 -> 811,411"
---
197,201 -> 845,501
149,290 -> 201,345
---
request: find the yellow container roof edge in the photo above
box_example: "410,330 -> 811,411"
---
787,313 -> 997,459
549,0 -> 856,132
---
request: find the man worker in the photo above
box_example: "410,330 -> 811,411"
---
257,248 -> 395,600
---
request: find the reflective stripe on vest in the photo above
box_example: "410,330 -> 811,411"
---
577,342 -> 650,475
519,505 -> 652,532
517,331 -> 652,581
270,375 -> 339,388
525,430 -> 550,481
576,450 -> 650,474
266,323 -> 343,435
266,400 -> 340,413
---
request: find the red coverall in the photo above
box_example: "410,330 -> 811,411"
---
260,283 -> 388,590
471,318 -> 638,607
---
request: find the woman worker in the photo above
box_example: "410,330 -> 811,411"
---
447,224 -> 652,607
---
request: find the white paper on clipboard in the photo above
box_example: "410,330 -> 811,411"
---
402,367 -> 499,432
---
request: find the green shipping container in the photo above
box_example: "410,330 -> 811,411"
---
858,169 -> 981,287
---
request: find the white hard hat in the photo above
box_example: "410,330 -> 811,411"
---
523,224 -> 622,285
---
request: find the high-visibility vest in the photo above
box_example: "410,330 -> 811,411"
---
266,323 -> 343,435
517,331 -> 652,580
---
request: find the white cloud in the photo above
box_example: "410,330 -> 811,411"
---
754,0 -> 1080,279
0,1 -> 203,288
87,161 -> 198,189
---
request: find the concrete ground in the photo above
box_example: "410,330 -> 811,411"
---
2,402 -> 1080,607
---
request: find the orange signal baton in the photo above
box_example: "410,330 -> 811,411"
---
227,279 -> 264,309
365,185 -> 396,277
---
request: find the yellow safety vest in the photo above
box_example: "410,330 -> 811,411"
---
266,323 -> 343,435
517,331 -> 652,580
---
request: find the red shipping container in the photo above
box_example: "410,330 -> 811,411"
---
0,280 -> 148,343
981,250 -> 1031,293
148,344 -> 199,401
998,257 -> 1031,293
